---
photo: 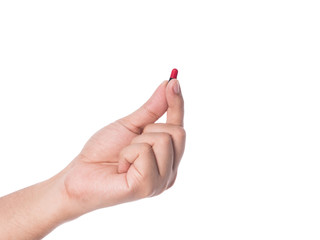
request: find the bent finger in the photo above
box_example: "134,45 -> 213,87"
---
131,132 -> 174,181
143,123 -> 186,172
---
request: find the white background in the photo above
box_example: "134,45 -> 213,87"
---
0,1 -> 320,239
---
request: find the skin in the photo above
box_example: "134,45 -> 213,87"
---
0,79 -> 185,239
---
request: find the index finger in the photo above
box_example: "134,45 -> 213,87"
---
166,79 -> 184,126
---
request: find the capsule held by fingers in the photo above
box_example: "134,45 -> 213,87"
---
169,68 -> 178,81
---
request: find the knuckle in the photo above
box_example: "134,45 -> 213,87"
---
174,126 -> 186,140
143,123 -> 154,133
117,118 -> 143,135
157,132 -> 172,145
143,105 -> 161,120
137,174 -> 174,198
139,143 -> 153,154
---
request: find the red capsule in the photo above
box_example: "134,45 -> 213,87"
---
169,68 -> 178,81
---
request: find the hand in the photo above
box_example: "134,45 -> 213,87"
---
62,79 -> 185,216
0,78 -> 185,239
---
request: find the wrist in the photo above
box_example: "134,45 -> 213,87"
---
26,174 -> 75,236
0,170 -> 79,239
47,166 -> 85,222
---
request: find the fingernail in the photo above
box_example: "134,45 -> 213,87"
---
173,80 -> 180,94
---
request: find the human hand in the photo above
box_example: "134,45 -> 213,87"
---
0,78 -> 185,239
62,79 -> 185,216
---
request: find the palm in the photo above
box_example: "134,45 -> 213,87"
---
81,120 -> 138,164
64,120 -> 140,208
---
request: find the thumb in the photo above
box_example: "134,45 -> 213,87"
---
118,81 -> 168,134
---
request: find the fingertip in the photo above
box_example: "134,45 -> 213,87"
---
167,79 -> 183,99
173,79 -> 181,95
